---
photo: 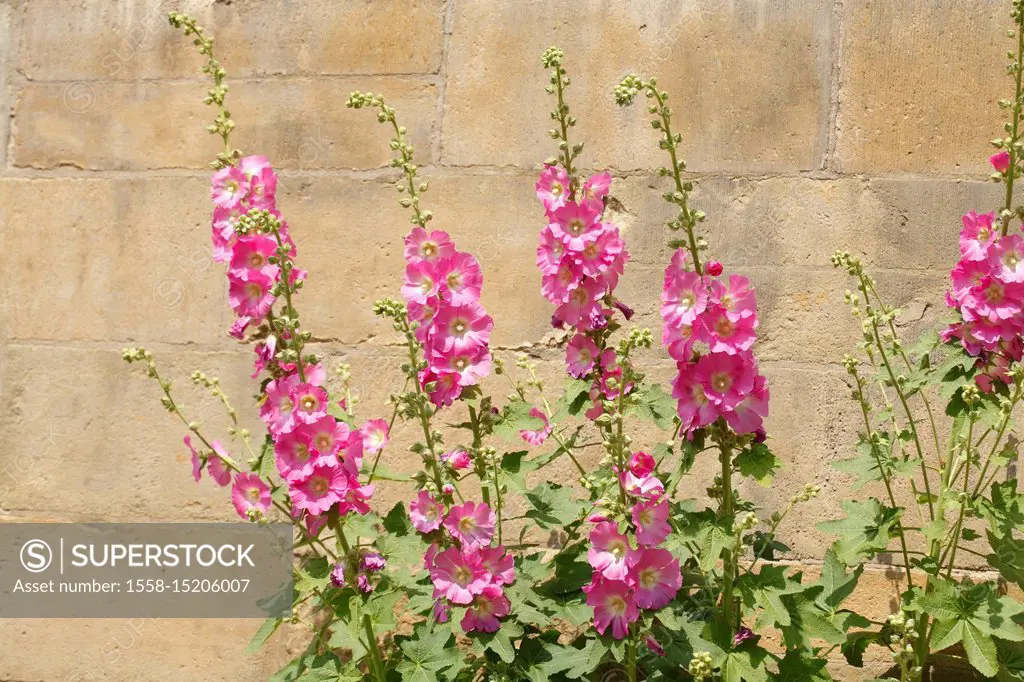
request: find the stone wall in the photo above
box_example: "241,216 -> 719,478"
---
0,1 -> 1016,679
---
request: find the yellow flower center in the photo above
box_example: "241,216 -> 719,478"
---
454,565 -> 473,585
711,373 -> 732,393
246,488 -> 261,502
607,595 -> 627,615
421,242 -> 437,258
567,218 -> 586,236
301,395 -> 318,411
639,567 -> 658,589
310,476 -> 329,496
247,252 -> 265,268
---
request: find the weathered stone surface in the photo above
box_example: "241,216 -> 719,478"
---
11,77 -> 437,170
611,175 -> 998,271
0,345 -> 263,519
443,0 -> 832,172
18,0 -> 446,80
837,0 -> 1008,174
0,611 -> 289,681
0,1 -> 12,169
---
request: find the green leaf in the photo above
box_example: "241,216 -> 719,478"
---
248,616 -> 282,653
524,482 -> 582,529
295,654 -> 343,682
817,499 -> 903,565
475,622 -> 523,663
734,443 -> 781,487
779,585 -> 846,649
963,621 -> 999,678
772,649 -> 833,681
397,627 -> 463,681
630,383 -> 677,429
815,548 -> 862,612
697,523 -> 735,573
494,399 -> 545,441
715,645 -> 770,682
537,638 -> 607,679
737,565 -> 791,627
294,556 -> 331,595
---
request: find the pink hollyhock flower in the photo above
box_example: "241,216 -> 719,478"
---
695,351 -> 757,409
629,451 -> 656,478
228,270 -> 276,320
228,315 -> 253,340
705,260 -> 724,277
303,512 -> 327,538
360,419 -> 389,454
519,408 -> 552,446
664,319 -> 697,362
211,166 -> 248,210
418,368 -> 463,407
551,201 -> 603,253
245,166 -> 278,209
461,585 -> 511,633
433,599 -> 450,623
430,548 -> 490,604
424,543 -> 439,570
664,248 -> 692,286
441,449 -> 472,470
630,547 -> 682,610
536,165 -> 571,212
575,227 -> 624,278
733,626 -> 757,647
478,546 -> 516,586
231,473 -> 271,520
632,499 -> 671,546
410,490 -> 444,533
274,429 -> 320,482
541,262 -> 581,305
582,172 -> 612,208
646,635 -> 666,657
306,416 -> 349,458
950,257 -> 993,298
661,269 -> 708,327
536,225 -> 568,275
960,211 -> 998,261
697,304 -> 758,355
239,154 -> 273,179
566,333 -> 599,377
229,235 -> 279,280
408,297 -> 440,340
363,552 -> 387,573
672,360 -> 718,432
430,347 -> 492,387
554,280 -> 604,330
402,260 -> 439,304
444,501 -> 496,549
290,463 -> 347,515
290,383 -> 329,424
211,206 -> 239,263
620,469 -> 666,499
252,336 -> 277,378
584,576 -> 638,639
991,150 -> 1012,174
404,228 -> 455,264
995,234 -> 1024,283
724,374 -> 770,435
430,301 -> 493,355
436,252 -> 484,305
442,483 -> 456,496
329,562 -> 347,588
185,435 -> 202,483
207,441 -> 232,487
710,275 -> 757,321
588,521 -> 639,581
962,276 -> 1024,321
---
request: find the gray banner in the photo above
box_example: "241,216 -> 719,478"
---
0,524 -> 293,618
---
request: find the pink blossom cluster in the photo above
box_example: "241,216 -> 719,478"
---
535,168 -> 627,334
534,166 -> 635,419
583,451 -> 681,640
209,156 -> 302,343
943,208 -> 1024,391
661,250 -> 770,437
259,366 -> 379,529
409,491 -> 515,634
200,157 -> 381,532
401,228 -> 494,407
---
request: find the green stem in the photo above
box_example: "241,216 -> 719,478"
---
719,441 -> 736,637
1003,24 -> 1024,236
646,85 -> 702,274
363,613 -> 387,682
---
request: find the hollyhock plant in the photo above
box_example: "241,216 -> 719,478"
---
821,7 -> 1024,680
